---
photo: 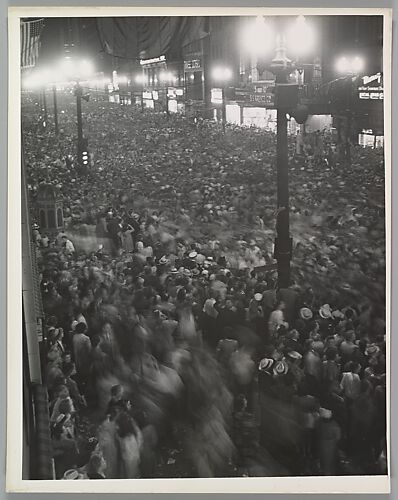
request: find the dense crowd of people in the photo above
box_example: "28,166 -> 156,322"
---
23,91 -> 387,479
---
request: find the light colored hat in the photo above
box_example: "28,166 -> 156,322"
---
319,407 -> 332,419
287,351 -> 302,360
63,469 -> 85,480
201,270 -> 209,276
273,360 -> 289,376
159,256 -> 169,265
170,267 -> 178,274
300,307 -> 313,320
55,413 -> 66,425
259,358 -> 274,372
183,269 -> 192,277
319,304 -> 332,319
332,309 -> 345,319
254,293 -> 263,302
366,344 -> 380,356
188,251 -> 198,259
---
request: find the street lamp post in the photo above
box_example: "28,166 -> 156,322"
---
52,84 -> 59,135
335,55 -> 365,164
221,86 -> 226,133
270,35 -> 294,289
42,87 -> 48,127
212,66 -> 232,133
75,81 -> 84,166
242,15 -> 315,288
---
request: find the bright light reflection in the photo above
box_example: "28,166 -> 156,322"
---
212,66 -> 232,81
336,55 -> 365,74
336,56 -> 349,74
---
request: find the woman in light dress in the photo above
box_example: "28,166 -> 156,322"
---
115,411 -> 143,478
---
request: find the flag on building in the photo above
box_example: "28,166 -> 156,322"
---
20,18 -> 44,69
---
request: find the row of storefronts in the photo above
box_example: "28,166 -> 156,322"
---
101,15 -> 383,146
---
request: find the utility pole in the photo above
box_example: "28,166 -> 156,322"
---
270,33 -> 295,288
52,84 -> 59,135
221,86 -> 226,133
42,87 -> 48,127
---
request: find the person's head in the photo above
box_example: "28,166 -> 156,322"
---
62,351 -> 72,364
62,362 -> 77,378
102,322 -> 112,335
58,397 -> 73,415
115,411 -> 137,438
361,378 -> 373,395
344,330 -> 355,343
287,329 -> 300,341
54,384 -> 69,399
51,417 -> 68,440
75,322 -> 87,335
235,394 -> 248,412
304,338 -> 314,352
111,384 -> 123,400
225,298 -> 234,310
87,453 -> 107,477
325,346 -> 338,361
91,334 -> 101,348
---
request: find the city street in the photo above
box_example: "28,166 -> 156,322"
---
19,14 -> 387,482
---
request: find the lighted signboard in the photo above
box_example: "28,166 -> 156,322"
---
211,88 -> 223,104
358,73 -> 383,100
140,55 -> 166,66
358,88 -> 384,100
167,87 -> 184,98
184,59 -> 202,70
142,91 -> 152,100
152,90 -> 159,101
167,87 -> 176,98
234,84 -> 275,107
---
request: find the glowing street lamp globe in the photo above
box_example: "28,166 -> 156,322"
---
240,15 -> 275,57
212,66 -> 232,82
335,55 -> 365,75
286,15 -> 316,57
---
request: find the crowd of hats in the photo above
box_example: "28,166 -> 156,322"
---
22,93 -> 387,477
23,93 -> 385,312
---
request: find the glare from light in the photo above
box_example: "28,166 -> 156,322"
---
286,15 -> 316,57
159,71 -> 174,82
336,56 -> 349,74
118,75 -> 128,84
352,56 -> 365,74
59,58 -> 74,79
79,60 -> 94,78
135,74 -> 145,84
240,16 -> 275,57
212,66 -> 232,82
23,67 -> 54,89
335,55 -> 365,75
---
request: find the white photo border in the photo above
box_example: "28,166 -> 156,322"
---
7,6 -> 392,494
